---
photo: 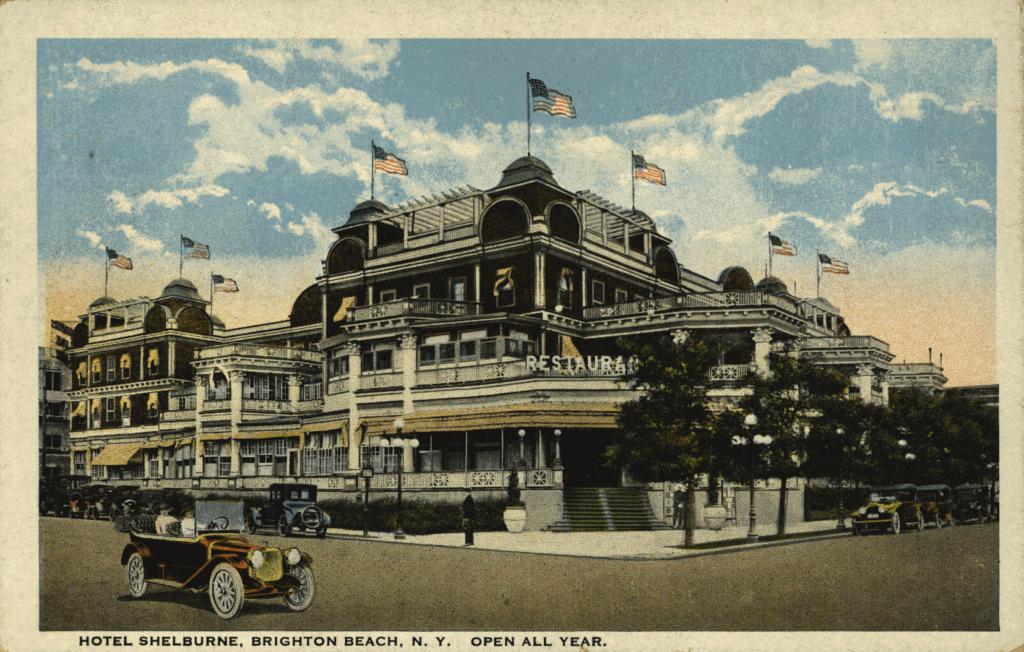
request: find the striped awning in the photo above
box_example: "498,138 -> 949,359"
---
235,429 -> 303,440
141,436 -> 193,449
400,402 -> 621,433
198,432 -> 231,441
304,420 -> 349,446
90,443 -> 144,466
359,416 -> 403,438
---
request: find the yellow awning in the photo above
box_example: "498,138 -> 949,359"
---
401,402 -> 621,433
141,437 -> 192,449
332,296 -> 357,323
235,429 -> 303,440
72,401 -> 86,417
147,348 -> 160,366
119,353 -> 132,368
91,358 -> 102,373
76,362 -> 87,381
147,392 -> 158,409
91,443 -> 144,466
561,335 -> 582,358
304,420 -> 349,447
360,417 -> 402,438
91,398 -> 102,409
199,432 -> 231,441
120,395 -> 132,409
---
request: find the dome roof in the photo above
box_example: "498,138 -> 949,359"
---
717,266 -> 755,291
89,295 -> 116,308
497,155 -> 557,187
160,278 -> 202,302
756,275 -> 789,295
346,199 -> 391,226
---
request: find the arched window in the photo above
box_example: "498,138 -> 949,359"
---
480,199 -> 529,243
290,285 -> 322,327
175,306 -> 212,335
144,306 -> 168,333
548,203 -> 581,244
326,238 -> 365,275
654,247 -> 680,284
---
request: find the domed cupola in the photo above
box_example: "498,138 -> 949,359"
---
756,275 -> 789,296
89,295 -> 117,308
159,278 -> 202,302
497,155 -> 558,187
346,199 -> 391,226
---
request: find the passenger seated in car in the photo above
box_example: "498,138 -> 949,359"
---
179,507 -> 197,537
155,504 -> 181,536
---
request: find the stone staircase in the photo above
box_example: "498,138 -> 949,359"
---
546,487 -> 672,531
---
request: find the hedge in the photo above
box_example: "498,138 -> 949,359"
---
318,497 -> 508,535
803,486 -> 871,521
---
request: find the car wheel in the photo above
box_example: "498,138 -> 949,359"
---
316,526 -> 327,539
933,513 -> 943,529
126,552 -> 147,598
915,516 -> 924,533
278,514 -> 292,537
208,563 -> 244,619
283,563 -> 315,612
890,512 -> 901,535
243,516 -> 256,535
109,507 -> 118,522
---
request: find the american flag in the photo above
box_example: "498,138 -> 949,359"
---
769,234 -> 797,256
818,253 -> 850,274
212,274 -> 239,292
373,145 -> 408,176
182,236 -> 210,259
529,78 -> 577,118
632,154 -> 667,186
106,247 -> 133,270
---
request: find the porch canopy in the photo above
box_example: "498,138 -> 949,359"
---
394,402 -> 621,434
90,443 -> 144,466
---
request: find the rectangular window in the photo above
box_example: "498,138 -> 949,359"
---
362,346 -> 394,372
418,345 -> 437,366
413,283 -> 430,299
480,339 -> 497,359
459,340 -> 477,359
74,451 -> 86,475
105,398 -> 115,423
592,280 -> 605,304
379,289 -> 397,302
328,352 -> 349,378
438,342 -> 456,363
449,277 -> 466,302
375,349 -> 393,371
121,363 -> 131,380
615,289 -> 629,304
92,359 -> 101,383
106,356 -> 115,382
121,401 -> 131,427
148,397 -> 158,419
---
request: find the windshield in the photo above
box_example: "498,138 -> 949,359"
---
869,489 -> 915,503
918,490 -> 945,501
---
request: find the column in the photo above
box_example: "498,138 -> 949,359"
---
402,441 -> 414,472
143,450 -> 151,479
84,447 -> 92,478
752,328 -> 773,377
400,334 -> 416,413
194,380 -> 206,476
402,214 -> 410,248
138,345 -> 145,380
473,263 -> 481,304
346,343 -> 362,471
880,374 -> 890,407
368,222 -> 378,251
287,375 -> 302,407
536,429 -> 545,468
534,251 -> 545,309
623,223 -> 631,254
228,370 -> 244,476
855,365 -> 875,404
581,268 -> 588,307
168,340 -> 176,378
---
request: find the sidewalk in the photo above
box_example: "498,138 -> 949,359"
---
324,519 -> 846,560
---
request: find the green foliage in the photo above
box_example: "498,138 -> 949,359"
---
803,485 -> 871,521
318,497 -> 507,535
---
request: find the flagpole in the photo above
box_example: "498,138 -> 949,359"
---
526,72 -> 532,157
816,249 -> 821,298
179,235 -> 183,279
370,140 -> 376,201
768,232 -> 773,276
210,273 -> 215,315
104,253 -> 109,297
630,150 -> 636,213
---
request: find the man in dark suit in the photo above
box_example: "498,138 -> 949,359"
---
462,489 -> 477,546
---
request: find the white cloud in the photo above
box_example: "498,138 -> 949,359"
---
873,91 -> 982,122
116,224 -> 165,253
848,164 -> 865,171
74,57 -> 250,87
805,39 -> 832,49
955,197 -> 993,212
853,40 -> 893,70
75,229 -> 105,250
282,212 -> 335,250
767,166 -> 822,185
236,39 -> 400,80
246,199 -> 256,206
107,190 -> 133,214
258,202 -> 282,221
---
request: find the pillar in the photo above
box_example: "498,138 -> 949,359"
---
228,370 -> 244,476
143,450 -> 151,479
855,364 -> 875,404
581,268 -> 588,307
346,343 -> 362,471
473,263 -> 481,304
536,429 -> 545,468
402,441 -> 414,472
752,328 -> 773,377
194,380 -> 206,476
534,251 -> 545,309
368,222 -> 377,251
288,374 -> 302,407
168,341 -> 176,379
400,334 -> 416,413
880,375 -> 890,407
84,447 -> 92,478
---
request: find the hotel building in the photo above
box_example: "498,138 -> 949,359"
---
60,156 -> 943,529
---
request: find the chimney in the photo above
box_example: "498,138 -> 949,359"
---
928,347 -> 932,364
939,352 -> 943,370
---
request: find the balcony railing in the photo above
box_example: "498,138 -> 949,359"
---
416,360 -> 530,386
349,298 -> 481,322
800,336 -> 891,353
326,377 -> 349,395
160,409 -> 195,423
195,344 -> 322,363
359,372 -> 403,391
368,224 -> 478,258
241,398 -> 294,413
708,364 -> 756,382
201,399 -> 230,412
582,290 -> 799,320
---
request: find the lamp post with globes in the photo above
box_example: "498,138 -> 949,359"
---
732,413 -> 772,544
379,417 -> 418,540
835,427 -> 847,530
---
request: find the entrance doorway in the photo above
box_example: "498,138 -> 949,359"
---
559,429 -> 621,487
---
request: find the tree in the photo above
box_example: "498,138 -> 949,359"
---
737,351 -> 847,535
607,331 -> 720,547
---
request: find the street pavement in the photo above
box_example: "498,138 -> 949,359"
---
40,517 -> 998,631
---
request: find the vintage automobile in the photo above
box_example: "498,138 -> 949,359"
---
917,484 -> 955,528
106,485 -> 144,521
954,484 -> 993,523
83,484 -> 114,519
246,483 -> 330,538
121,499 -> 316,619
850,484 -> 925,535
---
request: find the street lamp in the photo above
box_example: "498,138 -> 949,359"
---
835,427 -> 847,530
733,413 -> 772,544
360,457 -> 374,537
380,417 -> 418,540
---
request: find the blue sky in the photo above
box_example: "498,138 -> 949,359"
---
38,39 -> 997,383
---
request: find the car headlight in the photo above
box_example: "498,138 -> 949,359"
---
285,547 -> 302,566
248,549 -> 265,569
858,507 -> 866,515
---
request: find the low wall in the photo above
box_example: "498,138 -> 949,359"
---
522,489 -> 563,531
647,481 -> 806,529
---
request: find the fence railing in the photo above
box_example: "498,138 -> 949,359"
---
195,344 -> 322,363
708,364 -> 757,382
201,400 -> 230,412
582,290 -> 800,320
415,360 -> 530,386
801,336 -> 891,353
359,372 -> 403,391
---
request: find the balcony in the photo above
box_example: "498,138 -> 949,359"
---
368,223 -> 477,258
160,409 -> 195,423
195,344 -> 322,364
359,372 -> 403,391
707,364 -> 756,383
582,290 -> 800,320
349,298 -> 481,322
801,336 -> 891,353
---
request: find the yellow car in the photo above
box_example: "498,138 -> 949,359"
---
850,484 -> 924,535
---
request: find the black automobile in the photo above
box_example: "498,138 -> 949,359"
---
106,485 -> 143,521
83,484 -> 115,519
917,484 -> 954,528
953,484 -> 992,523
246,484 -> 331,538
850,484 -> 925,535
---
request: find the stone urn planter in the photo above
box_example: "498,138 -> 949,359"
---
503,505 -> 527,533
703,504 -> 727,531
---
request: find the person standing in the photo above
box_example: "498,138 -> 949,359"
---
462,489 -> 477,546
672,484 -> 685,529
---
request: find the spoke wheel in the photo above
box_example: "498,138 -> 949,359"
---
934,513 -> 943,529
915,513 -> 924,532
891,512 -> 901,535
208,563 -> 244,619
278,514 -> 292,537
126,552 -> 147,598
283,563 -> 315,612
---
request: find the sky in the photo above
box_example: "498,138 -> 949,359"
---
37,39 -> 997,385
